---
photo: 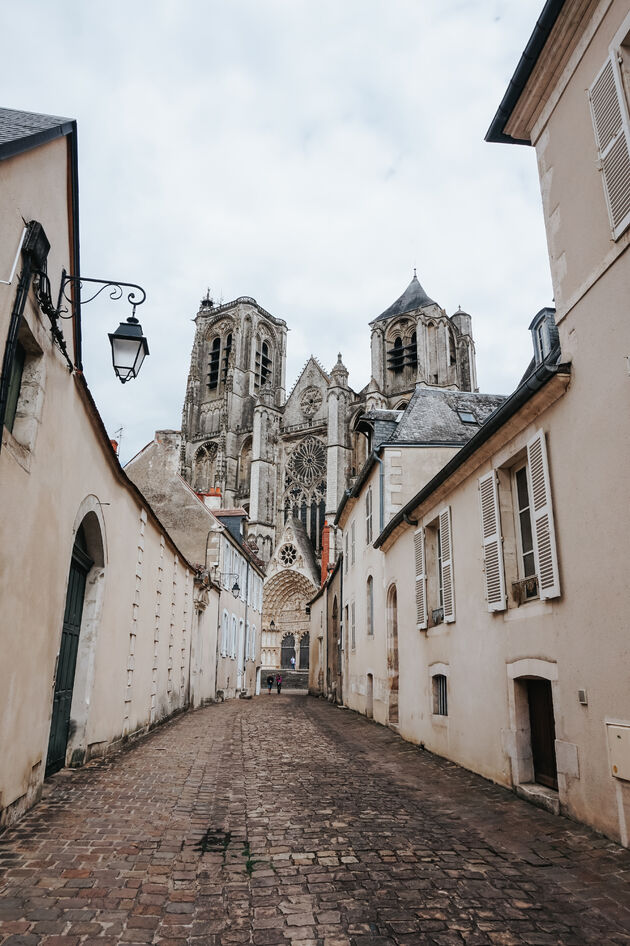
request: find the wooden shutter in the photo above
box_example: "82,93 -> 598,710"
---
414,527 -> 427,630
589,56 -> 630,238
479,471 -> 506,612
439,506 -> 455,623
527,429 -> 560,600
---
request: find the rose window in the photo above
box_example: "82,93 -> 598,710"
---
279,544 -> 297,566
300,386 -> 323,417
287,437 -> 326,486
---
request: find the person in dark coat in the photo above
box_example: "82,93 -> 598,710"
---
266,674 -> 274,694
276,673 -> 282,694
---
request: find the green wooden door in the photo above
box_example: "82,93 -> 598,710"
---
46,536 -> 92,776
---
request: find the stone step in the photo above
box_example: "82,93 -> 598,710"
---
262,669 -> 309,690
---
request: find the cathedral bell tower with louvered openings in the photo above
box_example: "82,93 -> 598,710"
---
369,271 -> 478,407
180,291 -> 288,515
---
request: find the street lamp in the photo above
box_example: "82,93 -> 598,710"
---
108,312 -> 149,383
33,261 -> 149,383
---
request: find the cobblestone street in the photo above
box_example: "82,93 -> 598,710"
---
2,695 -> 630,946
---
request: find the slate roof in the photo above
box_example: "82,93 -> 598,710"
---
372,272 -> 436,323
0,107 -> 75,160
390,385 -> 506,444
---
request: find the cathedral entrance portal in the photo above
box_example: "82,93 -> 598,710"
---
262,569 -> 317,687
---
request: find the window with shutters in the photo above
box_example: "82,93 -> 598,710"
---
351,520 -> 356,565
423,507 -> 455,627
489,430 -> 561,607
344,532 -> 348,574
366,576 -> 374,636
351,601 -> 356,650
365,487 -> 373,544
231,614 -> 237,658
513,465 -> 537,595
589,34 -> 630,239
221,610 -> 229,656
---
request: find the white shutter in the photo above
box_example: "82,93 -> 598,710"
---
439,506 -> 455,623
478,471 -> 506,612
527,429 -> 561,600
589,56 -> 630,238
414,527 -> 427,630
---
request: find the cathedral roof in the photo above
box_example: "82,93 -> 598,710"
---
372,271 -> 436,323
390,386 -> 506,444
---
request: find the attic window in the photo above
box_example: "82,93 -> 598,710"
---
457,410 -> 476,424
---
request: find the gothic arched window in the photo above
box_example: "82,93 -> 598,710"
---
281,633 -> 296,668
448,327 -> 457,367
387,335 -> 404,373
255,337 -> 273,389
208,337 -> 221,389
238,436 -> 252,493
409,331 -> 418,371
427,322 -> 439,384
221,333 -> 232,385
194,441 -> 218,493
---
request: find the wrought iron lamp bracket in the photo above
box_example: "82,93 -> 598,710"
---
32,268 -> 148,375
55,271 -> 147,317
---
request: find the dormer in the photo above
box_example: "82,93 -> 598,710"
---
529,307 -> 559,366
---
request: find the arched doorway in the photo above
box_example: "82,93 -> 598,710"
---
281,633 -> 296,669
47,506 -> 105,776
387,584 -> 399,725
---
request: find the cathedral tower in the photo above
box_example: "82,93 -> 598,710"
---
180,292 -> 288,519
369,271 -> 477,406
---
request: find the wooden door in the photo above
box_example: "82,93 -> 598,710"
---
46,541 -> 91,776
527,678 -> 557,790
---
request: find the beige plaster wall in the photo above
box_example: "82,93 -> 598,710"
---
0,141 -> 200,826
356,0 -> 630,847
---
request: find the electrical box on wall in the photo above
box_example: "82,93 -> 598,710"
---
607,724 -> 630,780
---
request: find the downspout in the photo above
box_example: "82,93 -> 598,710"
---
374,452 -> 384,534
243,558 -> 250,694
339,539 -> 344,705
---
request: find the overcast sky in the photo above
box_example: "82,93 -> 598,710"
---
4,1 -> 552,463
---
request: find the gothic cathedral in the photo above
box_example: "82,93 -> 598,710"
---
180,272 -> 477,672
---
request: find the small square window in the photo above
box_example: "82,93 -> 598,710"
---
457,410 -> 476,424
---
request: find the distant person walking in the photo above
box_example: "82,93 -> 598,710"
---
290,654 -> 296,670
276,673 -> 283,694
266,674 -> 274,694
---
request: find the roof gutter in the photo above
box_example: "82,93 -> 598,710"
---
374,347 -> 570,548
485,0 -> 566,145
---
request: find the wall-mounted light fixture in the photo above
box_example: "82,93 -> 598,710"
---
210,567 -> 241,599
33,261 -> 149,383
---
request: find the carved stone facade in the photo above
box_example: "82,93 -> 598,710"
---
180,275 -> 478,671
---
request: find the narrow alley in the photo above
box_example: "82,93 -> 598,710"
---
2,696 -> 630,946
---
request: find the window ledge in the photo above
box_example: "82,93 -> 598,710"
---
431,714 -> 449,727
503,599 -> 554,623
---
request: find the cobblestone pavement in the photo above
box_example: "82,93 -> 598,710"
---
2,695 -> 630,946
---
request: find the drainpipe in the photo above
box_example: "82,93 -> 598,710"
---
374,453 -> 384,534
339,536 -> 344,705
243,557 -> 250,694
